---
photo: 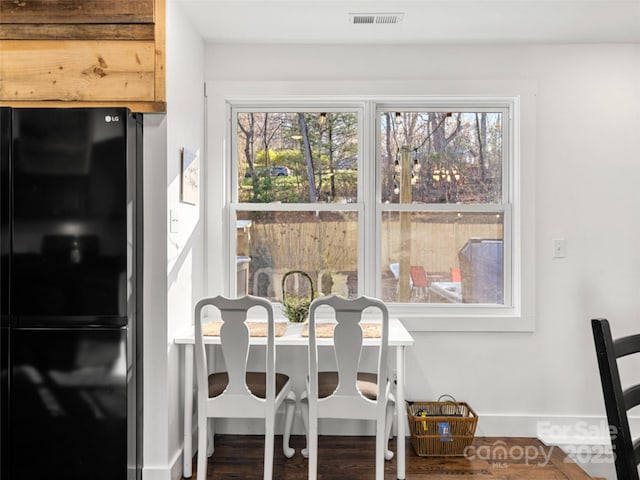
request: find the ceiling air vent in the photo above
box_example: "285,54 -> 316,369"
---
349,13 -> 404,25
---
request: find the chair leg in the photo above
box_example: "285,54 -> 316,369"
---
196,412 -> 208,480
375,415 -> 386,480
308,411 -> 318,480
385,401 -> 395,460
263,415 -> 275,480
206,417 -> 215,457
282,393 -> 296,458
299,398 -> 309,458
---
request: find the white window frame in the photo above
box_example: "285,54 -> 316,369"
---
206,80 -> 536,332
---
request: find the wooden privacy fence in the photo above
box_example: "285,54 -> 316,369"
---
248,220 -> 502,286
383,219 -> 502,274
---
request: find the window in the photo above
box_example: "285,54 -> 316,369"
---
378,109 -> 509,306
231,110 -> 361,301
225,97 -> 522,326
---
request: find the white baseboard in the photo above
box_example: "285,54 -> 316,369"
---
141,465 -> 171,480
186,412 -> 638,440
142,449 -> 183,480
212,417 -> 377,436
169,449 -> 184,480
473,413 -> 638,439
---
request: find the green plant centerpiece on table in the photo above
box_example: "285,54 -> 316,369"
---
281,270 -> 315,323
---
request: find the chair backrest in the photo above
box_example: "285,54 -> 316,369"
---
591,318 -> 640,480
410,266 -> 428,288
194,295 -> 276,405
308,295 -> 389,405
450,267 -> 461,282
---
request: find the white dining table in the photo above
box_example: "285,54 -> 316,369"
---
174,318 -> 414,479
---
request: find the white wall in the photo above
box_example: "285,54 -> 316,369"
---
143,2 -> 205,480
203,44 -> 640,475
165,1 -> 206,475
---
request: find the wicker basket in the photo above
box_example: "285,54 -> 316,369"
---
281,270 -> 315,323
406,398 -> 478,456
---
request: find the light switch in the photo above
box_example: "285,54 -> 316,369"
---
170,209 -> 180,233
552,238 -> 566,258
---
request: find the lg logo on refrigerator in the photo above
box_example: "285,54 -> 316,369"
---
104,115 -> 120,123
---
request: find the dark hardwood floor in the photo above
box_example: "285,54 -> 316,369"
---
187,435 -> 599,479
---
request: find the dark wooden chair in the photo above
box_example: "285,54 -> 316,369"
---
591,318 -> 640,480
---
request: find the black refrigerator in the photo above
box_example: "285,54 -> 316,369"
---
0,108 -> 142,479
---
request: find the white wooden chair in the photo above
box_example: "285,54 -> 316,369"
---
300,295 -> 394,480
193,295 -> 296,480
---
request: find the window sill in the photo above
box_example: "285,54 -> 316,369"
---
391,304 -> 535,332
272,301 -> 534,332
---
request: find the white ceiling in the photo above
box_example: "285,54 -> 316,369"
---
172,0 -> 640,45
